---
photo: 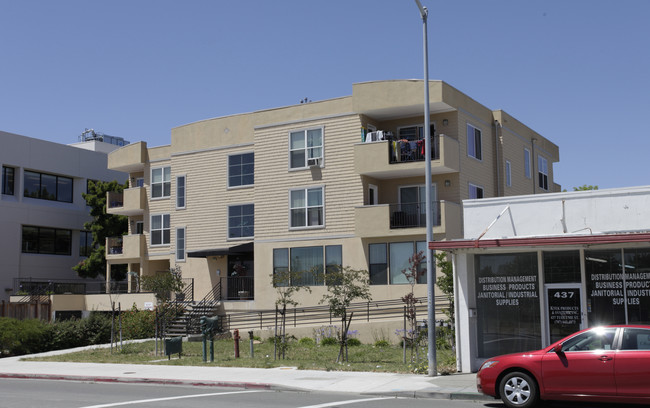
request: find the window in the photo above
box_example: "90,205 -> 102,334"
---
21,226 -> 72,255
135,177 -> 144,187
151,167 -> 171,198
135,221 -> 144,235
228,204 -> 254,238
289,128 -> 323,169
561,327 -> 617,352
2,166 -> 15,195
151,214 -> 170,245
23,170 -> 73,203
176,227 -> 185,261
469,183 -> 484,199
176,175 -> 186,209
273,245 -> 342,287
524,148 -> 532,179
80,231 -> 93,257
290,187 -> 324,228
505,160 -> 512,187
538,156 -> 548,190
228,153 -> 254,187
369,241 -> 427,285
467,124 -> 482,160
621,328 -> 650,350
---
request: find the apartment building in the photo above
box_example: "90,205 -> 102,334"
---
105,80 -> 560,323
0,130 -> 126,303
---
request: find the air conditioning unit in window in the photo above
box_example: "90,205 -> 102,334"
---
307,158 -> 322,167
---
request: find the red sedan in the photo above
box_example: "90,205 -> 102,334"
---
476,325 -> 650,408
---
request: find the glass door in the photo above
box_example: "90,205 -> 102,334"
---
545,283 -> 584,344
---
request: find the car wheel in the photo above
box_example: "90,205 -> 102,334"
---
499,371 -> 539,408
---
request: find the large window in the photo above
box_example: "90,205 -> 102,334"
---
467,124 -> 482,160
369,241 -> 427,285
475,253 -> 541,358
23,170 -> 73,203
2,166 -> 15,195
80,230 -> 93,257
289,128 -> 323,169
586,249 -> 650,325
272,245 -> 342,286
176,175 -> 186,209
290,187 -> 324,228
228,153 -> 254,187
505,160 -> 512,187
151,167 -> 171,198
228,204 -> 254,238
151,214 -> 170,245
22,226 -> 72,255
538,156 -> 548,190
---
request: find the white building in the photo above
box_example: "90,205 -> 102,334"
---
0,130 -> 126,302
431,186 -> 650,372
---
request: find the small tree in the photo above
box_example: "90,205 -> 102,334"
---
320,266 -> 372,363
271,268 -> 311,359
140,265 -> 185,304
73,180 -> 128,279
435,252 -> 455,350
401,251 -> 425,357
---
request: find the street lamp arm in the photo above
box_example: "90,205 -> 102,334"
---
414,0 -> 428,20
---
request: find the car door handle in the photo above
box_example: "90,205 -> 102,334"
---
599,355 -> 613,361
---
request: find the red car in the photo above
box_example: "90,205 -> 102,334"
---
477,325 -> 650,408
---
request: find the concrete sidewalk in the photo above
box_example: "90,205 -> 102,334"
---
0,346 -> 491,402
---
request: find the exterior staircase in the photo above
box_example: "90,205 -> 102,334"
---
163,281 -> 222,338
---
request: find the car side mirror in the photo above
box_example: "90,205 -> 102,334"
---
555,343 -> 564,353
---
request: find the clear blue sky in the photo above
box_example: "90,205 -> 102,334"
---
2,1 -> 649,190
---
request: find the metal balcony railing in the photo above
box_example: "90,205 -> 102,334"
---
389,201 -> 441,229
389,135 -> 440,163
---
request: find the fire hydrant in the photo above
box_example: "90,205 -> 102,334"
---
233,329 -> 240,358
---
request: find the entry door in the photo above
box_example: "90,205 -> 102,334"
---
546,284 -> 584,344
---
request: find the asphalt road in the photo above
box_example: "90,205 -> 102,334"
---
0,379 -> 488,408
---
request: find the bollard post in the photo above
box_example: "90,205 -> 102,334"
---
233,329 -> 240,358
248,330 -> 254,358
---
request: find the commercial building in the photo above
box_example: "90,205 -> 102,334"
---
0,130 -> 127,306
431,186 -> 650,372
105,80 -> 560,337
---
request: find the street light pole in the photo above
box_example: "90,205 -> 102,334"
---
414,0 -> 437,377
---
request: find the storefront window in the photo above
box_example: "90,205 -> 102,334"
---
476,253 -> 541,358
585,249 -> 626,325
622,249 -> 650,324
543,251 -> 581,283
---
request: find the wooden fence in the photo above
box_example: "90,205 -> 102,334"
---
0,300 -> 51,321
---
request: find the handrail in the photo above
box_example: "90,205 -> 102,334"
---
221,296 -> 451,331
184,281 -> 222,334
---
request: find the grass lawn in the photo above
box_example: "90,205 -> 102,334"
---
27,338 -> 457,374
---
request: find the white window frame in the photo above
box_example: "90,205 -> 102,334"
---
469,183 -> 484,199
176,174 -> 186,209
538,155 -> 549,190
176,227 -> 185,262
524,148 -> 532,179
505,160 -> 512,187
289,127 -> 324,169
467,123 -> 482,160
150,214 -> 170,246
228,203 -> 254,239
289,186 -> 325,229
151,166 -> 171,199
228,152 -> 254,188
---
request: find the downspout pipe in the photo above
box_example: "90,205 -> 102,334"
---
494,120 -> 501,197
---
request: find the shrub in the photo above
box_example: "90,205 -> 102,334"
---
298,337 -> 315,347
320,337 -> 338,346
120,305 -> 155,339
0,317 -> 48,357
374,339 -> 390,348
347,338 -> 361,347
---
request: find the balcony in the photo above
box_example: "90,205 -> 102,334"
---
106,188 -> 146,216
355,200 -> 462,238
107,141 -> 147,172
354,134 -> 459,179
106,235 -> 145,262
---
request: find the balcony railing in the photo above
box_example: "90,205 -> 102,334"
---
107,236 -> 123,255
389,201 -> 441,229
14,278 -> 129,296
222,276 -> 254,300
389,135 -> 440,164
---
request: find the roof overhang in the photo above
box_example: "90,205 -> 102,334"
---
187,242 -> 253,258
429,232 -> 650,251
